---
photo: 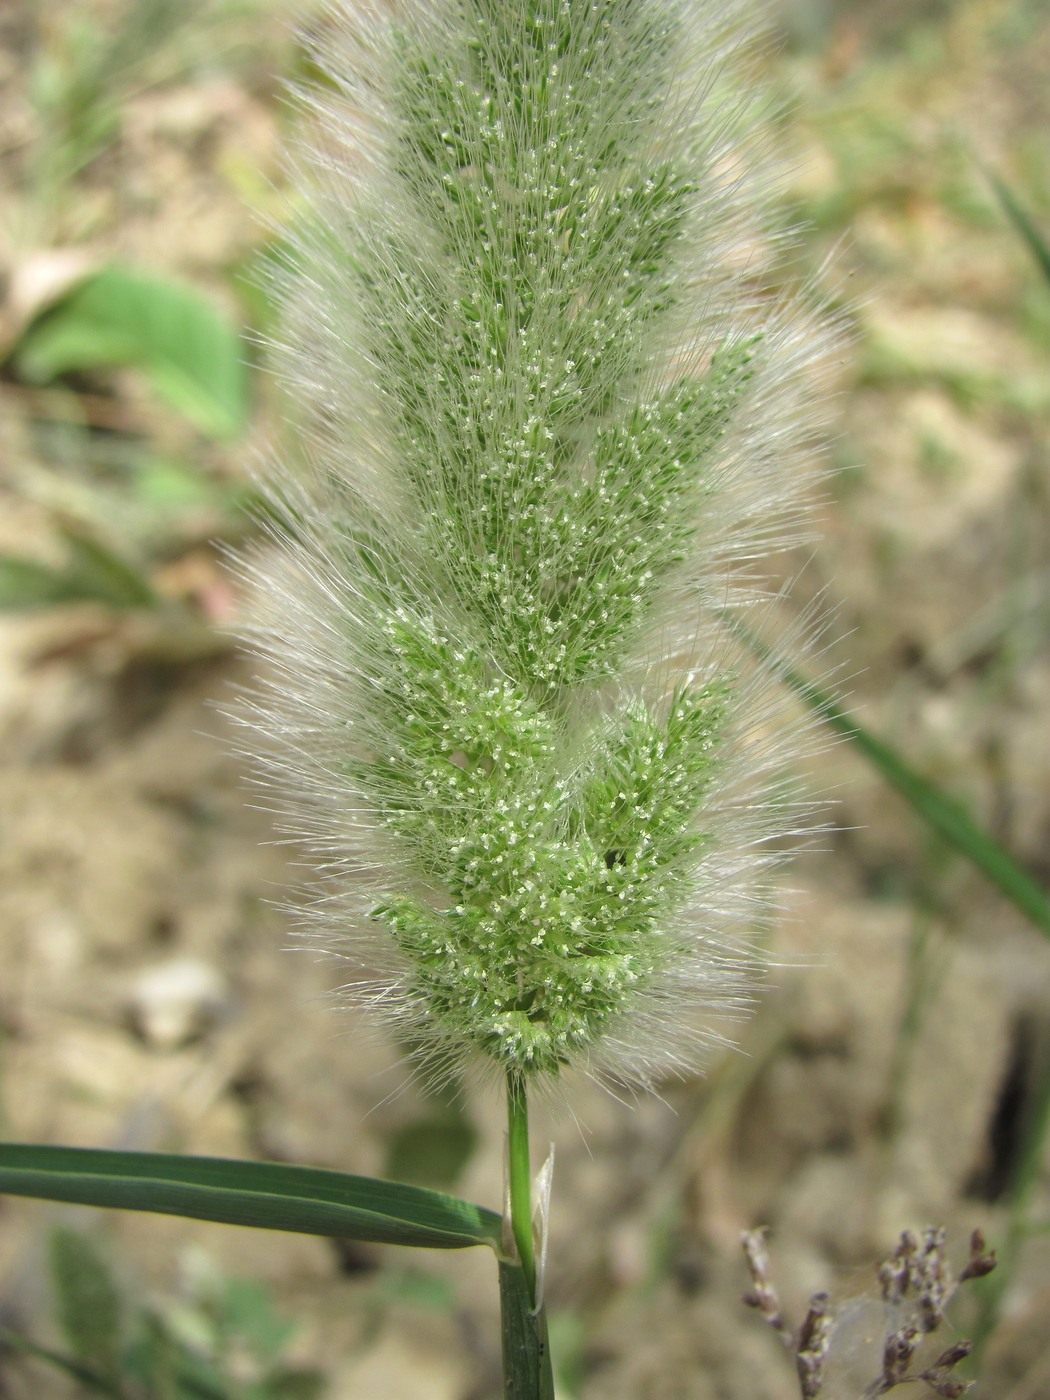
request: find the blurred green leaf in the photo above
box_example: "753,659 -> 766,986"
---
49,1228 -> 123,1385
28,0 -> 203,203
0,1144 -> 503,1252
124,1305 -> 305,1400
798,678 -> 1050,934
135,458 -> 229,510
145,1267 -> 328,1400
263,1368 -> 326,1400
0,527 -> 157,612
731,620 -> 1050,936
987,169 -> 1050,287
0,556 -> 78,609
219,1277 -> 295,1364
14,265 -> 250,441
60,529 -> 159,608
384,1115 -> 478,1190
371,1267 -> 457,1313
0,1327 -> 124,1399
122,1314 -> 178,1400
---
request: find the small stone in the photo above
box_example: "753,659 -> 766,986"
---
127,958 -> 229,1050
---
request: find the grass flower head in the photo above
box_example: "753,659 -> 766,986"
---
240,0 -> 836,1094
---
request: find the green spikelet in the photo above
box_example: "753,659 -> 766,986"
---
240,0 -> 835,1088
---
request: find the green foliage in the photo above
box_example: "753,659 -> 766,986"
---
0,525 -> 158,612
383,1115 -> 478,1190
26,0 -> 201,216
154,1269 -> 325,1400
987,169 -> 1050,287
0,1144 -> 503,1251
734,620 -> 1050,936
14,265 -> 250,442
5,1227 -> 325,1400
50,1227 -> 124,1386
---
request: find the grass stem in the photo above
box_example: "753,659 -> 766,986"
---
506,1070 -> 536,1303
501,1071 -> 553,1397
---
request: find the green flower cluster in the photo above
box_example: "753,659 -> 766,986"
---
243,0 -> 833,1087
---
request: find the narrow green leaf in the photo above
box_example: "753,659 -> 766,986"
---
61,529 -> 159,609
13,265 -> 249,441
0,1327 -> 124,1399
0,530 -> 156,612
0,556 -> 76,609
987,170 -> 1050,287
732,621 -> 1050,935
0,1144 -> 502,1252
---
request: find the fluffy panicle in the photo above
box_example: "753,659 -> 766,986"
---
237,0 -> 837,1091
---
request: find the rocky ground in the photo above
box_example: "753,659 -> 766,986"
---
1,1 -> 1049,1397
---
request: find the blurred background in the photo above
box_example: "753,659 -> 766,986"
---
1,0 -> 1048,1396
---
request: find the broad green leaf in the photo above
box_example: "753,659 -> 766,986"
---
14,265 -> 249,441
384,1114 -> 478,1189
734,621 -> 1050,935
0,1144 -> 502,1252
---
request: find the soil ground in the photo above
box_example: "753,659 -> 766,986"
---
1,1 -> 1049,1397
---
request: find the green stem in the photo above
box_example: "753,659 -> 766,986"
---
506,1070 -> 537,1302
501,1070 -> 553,1399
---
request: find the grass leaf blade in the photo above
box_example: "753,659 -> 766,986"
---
986,170 -> 1050,287
0,1144 -> 502,1252
0,1327 -> 125,1399
732,621 -> 1050,935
